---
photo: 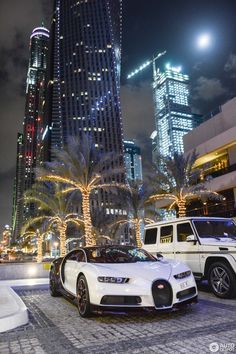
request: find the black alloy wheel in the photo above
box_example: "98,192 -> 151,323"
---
49,268 -> 61,297
208,262 -> 236,299
77,275 -> 91,317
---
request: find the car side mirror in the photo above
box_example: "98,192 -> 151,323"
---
156,253 -> 163,260
186,234 -> 197,244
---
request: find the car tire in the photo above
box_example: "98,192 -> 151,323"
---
77,275 -> 91,317
208,262 -> 236,299
49,268 -> 61,297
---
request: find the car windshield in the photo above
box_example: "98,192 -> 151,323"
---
86,247 -> 157,263
193,219 -> 236,240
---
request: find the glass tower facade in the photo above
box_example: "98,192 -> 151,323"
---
23,26 -> 49,190
12,133 -> 24,242
124,140 -> 142,181
153,65 -> 193,157
12,26 -> 49,239
44,0 -> 125,182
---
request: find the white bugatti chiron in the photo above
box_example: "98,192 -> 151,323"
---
49,245 -> 198,317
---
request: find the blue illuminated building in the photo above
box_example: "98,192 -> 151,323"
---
153,64 -> 193,157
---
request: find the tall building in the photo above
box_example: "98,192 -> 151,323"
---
124,140 -> 142,181
12,26 -> 49,239
12,133 -> 24,242
153,64 -> 193,158
44,0 -> 124,175
23,26 -> 49,192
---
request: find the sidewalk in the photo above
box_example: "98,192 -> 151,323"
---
0,278 -> 49,287
0,278 -> 49,333
0,286 -> 28,333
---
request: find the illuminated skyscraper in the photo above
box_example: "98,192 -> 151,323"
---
44,0 -> 124,178
153,64 -> 193,157
124,140 -> 142,181
12,133 -> 24,242
12,26 -> 49,239
23,26 -> 49,190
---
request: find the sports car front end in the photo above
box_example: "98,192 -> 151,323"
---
87,259 -> 198,311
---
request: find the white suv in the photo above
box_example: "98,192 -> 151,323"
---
142,217 -> 236,299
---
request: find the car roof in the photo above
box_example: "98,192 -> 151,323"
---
82,245 -> 137,251
145,216 -> 233,229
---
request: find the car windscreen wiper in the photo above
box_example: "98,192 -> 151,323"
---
200,235 -> 222,240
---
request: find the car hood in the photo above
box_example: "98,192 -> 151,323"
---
200,240 -> 236,248
90,260 -> 176,281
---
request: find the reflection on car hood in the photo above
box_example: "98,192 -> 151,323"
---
91,260 -> 175,281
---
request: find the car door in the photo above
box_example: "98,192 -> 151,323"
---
158,225 -> 175,259
69,250 -> 86,295
64,250 -> 85,294
174,221 -> 200,274
143,227 -> 158,255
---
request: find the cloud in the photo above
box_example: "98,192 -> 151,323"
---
193,76 -> 228,102
224,54 -> 236,78
0,0 -> 53,227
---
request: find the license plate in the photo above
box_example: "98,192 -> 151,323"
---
180,281 -> 189,290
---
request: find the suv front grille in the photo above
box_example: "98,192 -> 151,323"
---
152,279 -> 173,308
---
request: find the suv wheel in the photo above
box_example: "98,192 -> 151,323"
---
77,275 -> 91,317
208,262 -> 236,299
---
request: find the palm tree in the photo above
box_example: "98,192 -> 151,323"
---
37,136 -> 125,246
20,227 -> 49,263
148,152 -> 221,217
23,182 -> 83,256
109,181 -> 156,247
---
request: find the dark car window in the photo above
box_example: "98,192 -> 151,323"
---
177,223 -> 194,242
144,228 -> 157,244
86,247 -> 157,263
66,250 -> 79,261
77,250 -> 86,262
160,225 -> 173,243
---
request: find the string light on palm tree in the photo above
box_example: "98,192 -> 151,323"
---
37,136 -> 126,246
148,152 -> 222,218
23,183 -> 84,256
108,181 -> 156,247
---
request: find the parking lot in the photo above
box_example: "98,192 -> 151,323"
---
0,283 -> 236,354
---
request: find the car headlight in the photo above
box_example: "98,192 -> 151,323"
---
174,270 -> 192,279
97,276 -> 129,284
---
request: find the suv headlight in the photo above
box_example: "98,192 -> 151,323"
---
174,270 -> 192,279
97,276 -> 129,284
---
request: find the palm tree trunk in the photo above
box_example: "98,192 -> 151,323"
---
82,191 -> 96,246
135,220 -> 142,248
178,199 -> 186,217
37,234 -> 43,263
59,222 -> 67,256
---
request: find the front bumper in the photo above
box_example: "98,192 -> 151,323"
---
89,274 -> 198,310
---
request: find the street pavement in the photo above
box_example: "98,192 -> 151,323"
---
0,283 -> 236,354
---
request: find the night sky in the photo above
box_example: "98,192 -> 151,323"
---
0,0 -> 236,229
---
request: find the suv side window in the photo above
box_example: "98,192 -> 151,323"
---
177,223 -> 194,242
160,226 -> 173,243
144,228 -> 157,244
